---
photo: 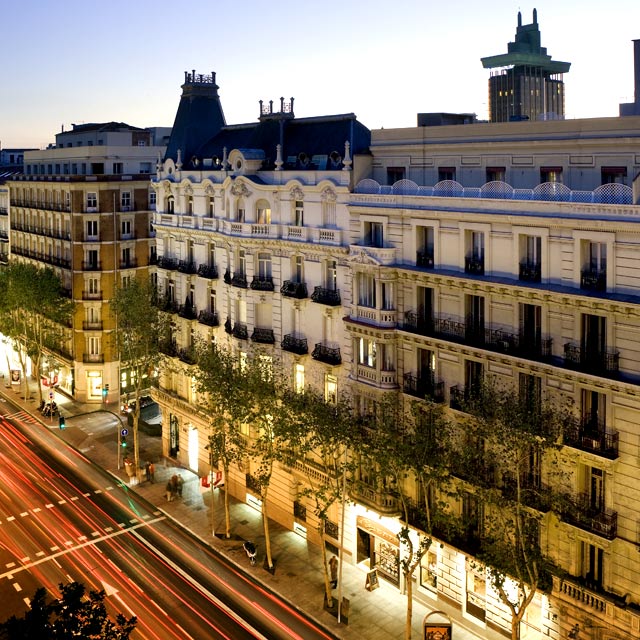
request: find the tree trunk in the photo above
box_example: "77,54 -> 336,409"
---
320,531 -> 333,608
223,461 -> 231,538
262,494 -> 273,569
405,569 -> 413,640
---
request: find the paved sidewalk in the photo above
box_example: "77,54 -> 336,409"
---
3,386 -> 506,640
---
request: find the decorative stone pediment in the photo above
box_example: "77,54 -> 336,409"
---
321,187 -> 337,203
290,186 -> 304,201
348,247 -> 381,266
230,181 -> 252,198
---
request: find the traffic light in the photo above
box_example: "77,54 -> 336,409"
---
105,384 -> 109,391
121,438 -> 127,448
58,415 -> 65,430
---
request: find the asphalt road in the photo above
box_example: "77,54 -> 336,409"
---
0,395 -> 338,640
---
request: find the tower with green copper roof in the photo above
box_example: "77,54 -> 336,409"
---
481,9 -> 571,123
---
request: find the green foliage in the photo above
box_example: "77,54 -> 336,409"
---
0,581 -> 136,639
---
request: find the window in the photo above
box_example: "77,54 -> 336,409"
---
121,192 -> 131,210
465,360 -> 483,397
325,260 -> 337,290
112,162 -> 123,175
121,220 -> 132,238
237,249 -> 246,276
387,167 -> 405,184
187,196 -> 194,215
601,167 -> 626,185
236,198 -> 245,222
325,374 -> 338,404
293,256 -> 304,283
465,230 -> 484,275
465,295 -> 485,342
257,252 -> 272,279
256,201 -> 271,224
86,192 -> 97,211
358,273 -> 376,308
121,247 -> 131,267
486,167 -> 505,182
87,277 -> 99,295
209,289 -> 217,314
139,162 -> 152,173
519,373 -> 541,412
358,337 -> 376,368
149,190 -> 157,209
168,280 -> 175,302
580,541 -> 603,590
86,220 -> 98,240
581,314 -> 606,362
519,303 -> 542,354
167,196 -> 175,214
294,201 -> 304,226
520,235 -> 541,282
294,364 -> 305,394
121,274 -> 132,287
438,167 -> 456,182
581,241 -> 607,291
540,167 -> 563,184
582,389 -> 606,433
364,221 -> 384,248
208,196 -> 214,217
86,249 -> 98,269
88,336 -> 101,355
381,281 -> 394,310
208,243 -> 216,267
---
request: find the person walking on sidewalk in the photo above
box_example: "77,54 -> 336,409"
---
329,555 -> 339,589
148,462 -> 155,483
176,475 -> 184,498
165,478 -> 175,501
145,461 -> 151,482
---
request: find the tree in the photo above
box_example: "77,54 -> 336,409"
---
295,389 -> 357,608
0,263 -> 73,405
0,581 -> 137,639
110,278 -> 165,476
193,343 -> 254,539
365,394 -> 460,640
459,377 -> 564,640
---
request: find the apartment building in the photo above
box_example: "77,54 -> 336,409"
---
8,122 -> 166,402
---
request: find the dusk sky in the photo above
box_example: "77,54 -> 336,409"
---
1,0 -> 638,149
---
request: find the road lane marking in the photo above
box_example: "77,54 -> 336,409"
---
13,583 -> 21,592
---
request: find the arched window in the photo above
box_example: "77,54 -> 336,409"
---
256,199 -> 271,224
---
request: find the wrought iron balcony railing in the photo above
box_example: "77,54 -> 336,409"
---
197,263 -> 218,279
197,310 -> 219,327
156,256 -> 178,270
310,286 -> 341,306
282,334 -> 308,355
232,323 -> 248,340
177,260 -> 197,274
580,268 -> 606,292
250,276 -> 274,291
563,342 -> 619,377
562,492 -> 617,540
230,273 -> 248,289
251,327 -> 275,344
403,372 -> 445,403
519,261 -> 541,282
465,254 -> 484,275
280,280 -> 308,299
563,417 -> 619,459
416,250 -> 434,268
311,343 -> 341,366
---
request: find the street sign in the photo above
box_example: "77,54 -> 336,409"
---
121,428 -> 129,437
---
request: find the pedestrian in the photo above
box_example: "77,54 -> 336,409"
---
176,474 -> 184,497
169,474 -> 179,500
329,555 -> 338,589
148,462 -> 155,483
165,478 -> 174,501
145,461 -> 151,482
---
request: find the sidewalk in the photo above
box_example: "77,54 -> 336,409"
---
4,386 -> 506,640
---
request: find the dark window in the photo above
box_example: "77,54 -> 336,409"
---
601,167 -> 627,185
387,167 -> 405,184
540,167 -> 563,184
438,167 -> 456,182
486,167 -> 505,182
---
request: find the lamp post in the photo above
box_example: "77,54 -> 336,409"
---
337,446 -> 347,624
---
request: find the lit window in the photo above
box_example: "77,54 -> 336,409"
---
325,374 -> 337,404
295,364 -> 305,394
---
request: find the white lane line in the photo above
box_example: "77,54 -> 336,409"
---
12,583 -> 21,592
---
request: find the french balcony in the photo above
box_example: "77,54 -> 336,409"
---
119,258 -> 138,269
563,343 -> 619,377
350,481 -> 401,516
251,327 -> 275,344
465,254 -> 484,276
159,341 -> 178,357
232,323 -> 248,340
156,297 -> 179,314
197,263 -> 218,279
197,310 -> 219,327
311,343 -> 342,366
581,268 -> 606,292
403,372 -> 445,403
82,261 -> 101,271
156,256 -> 178,270
230,273 -> 248,289
82,321 -> 103,331
177,260 -> 197,274
311,286 -> 341,306
82,291 -> 103,300
250,276 -> 275,292
416,250 -> 434,268
280,280 -> 308,299
82,354 -> 104,364
562,493 -> 617,540
563,417 -> 619,459
501,473 -> 552,512
178,304 -> 198,320
519,261 -> 541,283
282,334 -> 308,355
224,317 -> 232,334
449,385 -> 467,412
177,347 -> 197,365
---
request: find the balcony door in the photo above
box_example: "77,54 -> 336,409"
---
582,314 -> 606,363
465,295 -> 485,343
581,541 -> 603,590
520,303 -> 542,354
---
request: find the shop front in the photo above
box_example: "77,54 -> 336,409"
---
356,515 -> 400,588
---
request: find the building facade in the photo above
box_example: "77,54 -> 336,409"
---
8,123 -> 165,401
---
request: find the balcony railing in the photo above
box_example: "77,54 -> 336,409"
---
519,261 -> 541,283
82,261 -> 101,271
563,417 -> 619,459
581,269 -> 606,292
416,250 -> 434,268
465,254 -> 484,275
224,317 -> 232,334
563,343 -> 619,377
230,273 -> 248,289
82,354 -> 104,363
311,286 -> 341,306
119,258 -> 138,269
403,372 -> 445,403
350,481 -> 401,516
197,263 -> 218,279
250,276 -> 275,291
282,334 -> 308,355
251,327 -> 275,344
311,343 -> 342,366
501,473 -> 552,512
156,256 -> 178,270
232,323 -> 248,340
562,493 -> 617,539
82,321 -> 103,330
280,280 -> 308,299
177,347 -> 197,365
178,304 -> 198,320
177,260 -> 197,274
197,310 -> 219,327
82,291 -> 103,300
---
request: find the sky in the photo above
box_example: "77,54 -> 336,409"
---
1,0 -> 638,150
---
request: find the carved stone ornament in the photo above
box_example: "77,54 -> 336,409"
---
204,184 -> 215,197
163,182 -> 173,196
230,181 -> 252,198
183,183 -> 194,196
290,186 -> 304,202
349,248 -> 380,265
321,187 -> 337,203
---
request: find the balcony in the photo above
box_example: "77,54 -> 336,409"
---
197,263 -> 218,279
224,317 -> 232,334
156,297 -> 179,314
82,291 -> 102,300
82,321 -> 103,330
350,481 -> 401,516
156,256 -> 178,270
352,306 -> 397,328
519,261 -> 541,283
280,280 -> 308,299
465,254 -> 484,276
197,310 -> 219,327
581,268 -> 606,292
177,347 -> 197,365
178,304 -> 197,320
251,327 -> 275,344
416,250 -> 434,268
311,286 -> 341,306
82,354 -> 104,364
563,417 -> 619,459
403,372 -> 445,403
232,323 -> 248,340
311,343 -> 342,366
159,340 -> 178,357
449,385 -> 467,412
562,493 -> 617,539
230,273 -> 248,289
282,334 -> 308,355
563,343 -> 619,377
250,276 -> 275,292
119,258 -> 138,269
501,473 -> 552,512
177,260 -> 197,274
355,365 -> 397,388
82,261 -> 101,271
